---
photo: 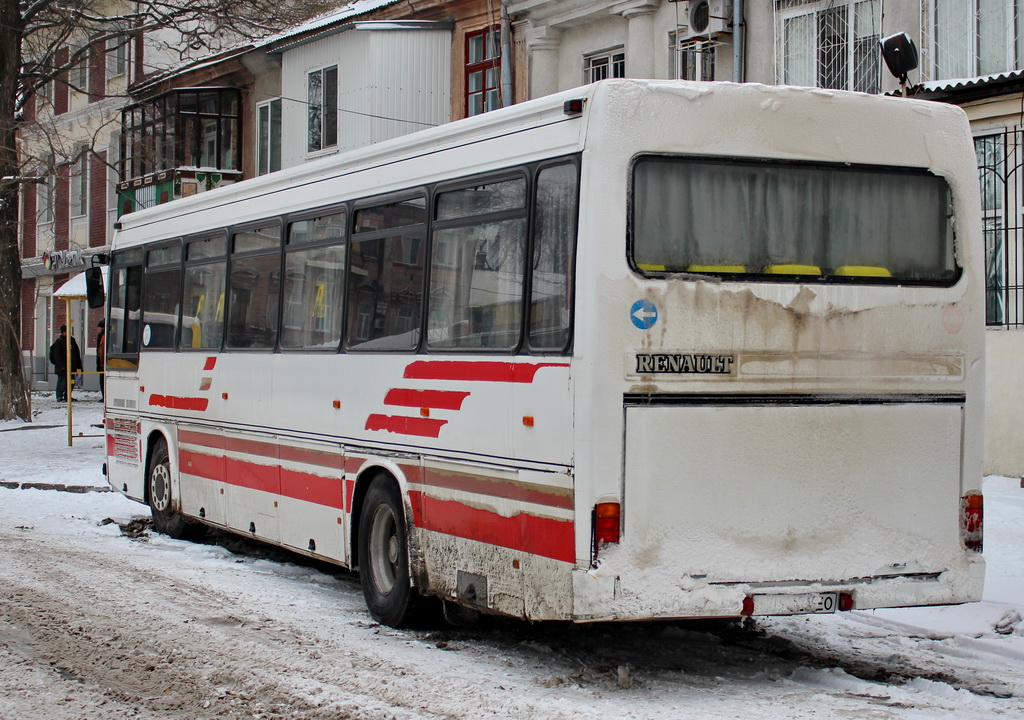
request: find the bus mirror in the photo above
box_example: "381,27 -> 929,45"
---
85,267 -> 105,309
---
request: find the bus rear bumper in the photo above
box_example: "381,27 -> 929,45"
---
569,558 -> 985,622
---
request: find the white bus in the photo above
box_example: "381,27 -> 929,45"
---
101,79 -> 986,626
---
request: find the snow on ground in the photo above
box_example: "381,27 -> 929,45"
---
1,392 -> 1023,719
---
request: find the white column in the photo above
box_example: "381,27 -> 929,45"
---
527,24 -> 564,99
614,1 -> 660,79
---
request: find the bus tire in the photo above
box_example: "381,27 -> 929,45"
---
358,477 -> 418,627
147,439 -> 193,539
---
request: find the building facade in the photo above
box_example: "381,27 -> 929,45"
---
19,0 -> 1024,474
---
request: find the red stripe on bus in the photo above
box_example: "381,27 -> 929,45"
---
365,414 -> 448,438
179,430 -> 342,471
412,493 -> 575,564
180,449 -> 225,482
281,468 -> 344,509
402,361 -> 569,384
223,435 -> 278,461
180,450 -> 343,508
383,388 -> 470,410
421,468 -> 573,510
279,445 -> 344,470
178,429 -> 223,450
150,395 -> 209,412
204,357 -> 217,370
225,457 -> 279,495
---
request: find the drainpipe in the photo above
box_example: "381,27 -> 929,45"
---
732,0 -> 744,82
501,3 -> 513,107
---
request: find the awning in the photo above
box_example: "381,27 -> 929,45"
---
54,266 -> 109,300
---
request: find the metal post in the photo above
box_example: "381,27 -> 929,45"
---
65,298 -> 73,447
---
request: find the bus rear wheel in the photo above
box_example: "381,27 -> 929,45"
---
147,439 -> 194,539
358,478 -> 418,627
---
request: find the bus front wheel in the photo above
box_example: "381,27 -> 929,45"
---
147,439 -> 193,539
358,478 -> 418,627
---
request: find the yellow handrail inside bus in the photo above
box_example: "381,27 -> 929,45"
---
636,263 -> 666,271
766,264 -> 822,276
834,265 -> 892,277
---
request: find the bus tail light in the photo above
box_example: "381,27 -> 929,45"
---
593,502 -> 621,559
838,592 -> 854,612
961,491 -> 983,552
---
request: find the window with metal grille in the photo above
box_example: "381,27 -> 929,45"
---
584,49 -> 626,84
923,0 -> 1023,80
976,131 -> 1024,328
777,0 -> 880,93
670,32 -> 716,81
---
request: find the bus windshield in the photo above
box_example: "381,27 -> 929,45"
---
631,156 -> 958,284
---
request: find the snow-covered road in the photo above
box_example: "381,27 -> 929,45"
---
1,394 -> 1022,719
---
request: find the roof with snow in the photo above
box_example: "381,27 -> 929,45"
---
260,0 -> 404,49
896,70 -> 1024,103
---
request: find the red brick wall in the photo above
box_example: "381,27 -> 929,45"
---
134,32 -> 145,84
21,280 -> 36,350
55,165 -> 69,251
89,150 -> 107,247
89,38 -> 105,102
24,88 -> 35,122
54,47 -> 69,115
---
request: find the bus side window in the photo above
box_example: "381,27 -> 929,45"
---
227,225 -> 282,350
529,163 -> 577,352
141,244 -> 183,350
345,197 -> 426,351
282,211 -> 346,350
428,177 -> 527,351
108,249 -> 144,358
181,236 -> 227,350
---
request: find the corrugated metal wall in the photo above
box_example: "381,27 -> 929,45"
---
281,26 -> 451,168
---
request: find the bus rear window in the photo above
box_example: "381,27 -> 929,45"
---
631,157 -> 958,285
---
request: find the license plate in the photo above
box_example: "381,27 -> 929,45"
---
813,593 -> 839,613
752,592 -> 839,615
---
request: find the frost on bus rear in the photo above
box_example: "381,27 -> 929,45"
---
101,79 -> 984,627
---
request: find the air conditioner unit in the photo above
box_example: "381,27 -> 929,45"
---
682,0 -> 733,41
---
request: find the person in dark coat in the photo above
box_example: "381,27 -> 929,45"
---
49,325 -> 83,402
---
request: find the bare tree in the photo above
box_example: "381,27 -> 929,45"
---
0,0 -> 332,420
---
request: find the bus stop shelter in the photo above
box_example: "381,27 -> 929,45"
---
53,268 -> 107,446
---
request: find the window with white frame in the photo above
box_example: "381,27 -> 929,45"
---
307,66 -> 338,153
70,45 -> 89,91
37,171 -> 55,225
777,0 -> 880,93
69,149 -> 88,218
670,31 -> 716,81
584,49 -> 625,84
106,37 -> 129,79
927,0 -> 1024,79
257,98 -> 282,176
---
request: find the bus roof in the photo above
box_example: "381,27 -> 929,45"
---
113,79 -> 969,246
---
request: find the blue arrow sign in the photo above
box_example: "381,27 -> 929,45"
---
630,299 -> 658,330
